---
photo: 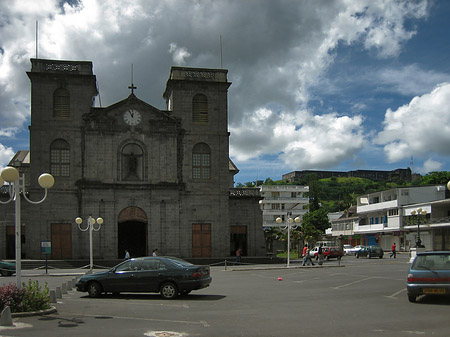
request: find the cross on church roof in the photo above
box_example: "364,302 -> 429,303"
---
128,83 -> 137,94
128,64 -> 137,94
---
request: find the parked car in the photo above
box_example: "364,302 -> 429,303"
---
348,245 -> 364,255
343,245 -> 354,255
309,246 -> 343,260
0,260 -> 15,276
407,251 -> 450,303
355,246 -> 383,259
76,256 -> 212,299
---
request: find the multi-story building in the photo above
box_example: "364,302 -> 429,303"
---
330,185 -> 450,251
259,185 -> 309,227
283,168 -> 412,183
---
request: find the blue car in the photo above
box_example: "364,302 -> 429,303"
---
407,251 -> 450,303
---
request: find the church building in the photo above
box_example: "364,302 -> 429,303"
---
0,58 -> 265,260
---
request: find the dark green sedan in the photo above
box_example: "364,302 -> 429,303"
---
355,246 -> 384,259
0,260 -> 16,276
76,256 -> 211,299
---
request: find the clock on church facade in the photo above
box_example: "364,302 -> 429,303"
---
0,58 -> 266,261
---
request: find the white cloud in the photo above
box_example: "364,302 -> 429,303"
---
374,64 -> 450,96
230,108 -> 365,169
0,144 -> 15,170
376,82 -> 450,162
168,43 -> 191,65
418,158 -> 443,174
0,0 -> 433,177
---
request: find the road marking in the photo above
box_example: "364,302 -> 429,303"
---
68,297 -> 190,309
59,312 -> 209,327
332,277 -> 375,289
385,288 -> 406,298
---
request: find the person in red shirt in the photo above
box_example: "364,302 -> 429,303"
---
302,244 -> 314,266
390,243 -> 396,258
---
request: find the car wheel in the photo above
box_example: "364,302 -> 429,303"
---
379,255 -> 383,259
87,282 -> 102,298
408,294 -> 417,303
160,282 -> 178,299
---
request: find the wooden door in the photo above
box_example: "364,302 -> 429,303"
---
192,223 -> 211,257
51,223 -> 72,259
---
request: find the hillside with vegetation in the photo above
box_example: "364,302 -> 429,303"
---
237,171 -> 450,213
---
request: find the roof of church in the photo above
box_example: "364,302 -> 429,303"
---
8,150 -> 30,167
229,159 -> 239,174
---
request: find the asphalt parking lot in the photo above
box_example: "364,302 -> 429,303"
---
1,254 -> 449,337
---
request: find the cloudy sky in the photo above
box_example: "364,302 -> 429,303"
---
1,0 -> 449,184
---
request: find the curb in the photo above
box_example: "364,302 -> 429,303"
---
11,306 -> 57,318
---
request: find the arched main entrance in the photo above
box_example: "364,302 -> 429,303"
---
118,206 -> 148,258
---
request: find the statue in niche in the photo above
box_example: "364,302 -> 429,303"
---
123,148 -> 143,180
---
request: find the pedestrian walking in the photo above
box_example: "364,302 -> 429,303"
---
124,250 -> 130,259
318,244 -> 324,265
302,244 -> 314,266
390,243 -> 396,258
152,248 -> 158,256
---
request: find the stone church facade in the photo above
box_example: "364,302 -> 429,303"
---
0,58 -> 265,260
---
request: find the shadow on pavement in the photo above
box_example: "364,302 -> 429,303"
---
79,293 -> 226,301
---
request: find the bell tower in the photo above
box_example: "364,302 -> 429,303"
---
26,58 -> 98,190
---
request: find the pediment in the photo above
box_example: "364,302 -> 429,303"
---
83,93 -> 178,127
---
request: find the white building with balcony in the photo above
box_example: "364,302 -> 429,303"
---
331,185 -> 449,251
259,185 -> 309,227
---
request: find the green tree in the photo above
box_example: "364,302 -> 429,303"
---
301,208 -> 330,233
307,174 -> 321,211
418,171 -> 450,185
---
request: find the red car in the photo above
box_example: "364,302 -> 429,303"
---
310,246 -> 343,260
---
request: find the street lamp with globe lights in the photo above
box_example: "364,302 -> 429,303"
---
0,166 -> 54,287
75,216 -> 104,272
276,212 -> 301,267
410,208 -> 427,248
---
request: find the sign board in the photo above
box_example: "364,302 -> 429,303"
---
41,241 -> 51,255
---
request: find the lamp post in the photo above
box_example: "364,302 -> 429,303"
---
75,215 -> 103,272
410,208 -> 427,248
276,212 -> 301,267
0,166 -> 54,288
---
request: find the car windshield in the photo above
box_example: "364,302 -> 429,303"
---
412,254 -> 450,271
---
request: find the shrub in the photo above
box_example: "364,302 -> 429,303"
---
0,281 -> 50,313
22,280 -> 50,312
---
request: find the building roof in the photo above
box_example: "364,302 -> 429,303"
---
8,150 -> 30,167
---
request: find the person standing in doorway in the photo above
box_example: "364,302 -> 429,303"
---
235,248 -> 242,264
390,243 -> 396,258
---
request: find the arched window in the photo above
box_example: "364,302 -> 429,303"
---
192,94 -> 208,123
121,143 -> 144,181
50,139 -> 70,177
53,88 -> 70,118
192,143 -> 211,180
